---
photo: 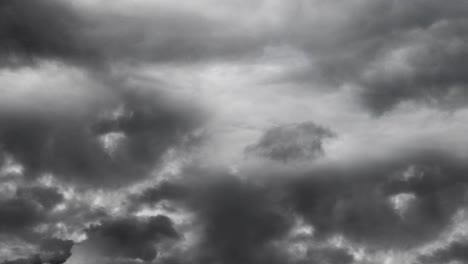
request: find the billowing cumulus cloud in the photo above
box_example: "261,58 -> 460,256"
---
191,177 -> 291,264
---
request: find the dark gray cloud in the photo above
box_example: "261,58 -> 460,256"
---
0,197 -> 44,233
75,215 -> 179,262
0,0 -> 271,68
1,256 -> 41,264
303,247 -> 354,264
37,238 -> 74,264
286,152 -> 468,248
16,186 -> 64,211
245,122 -> 335,162
0,238 -> 73,264
134,168 -> 293,264
192,177 -> 291,264
133,150 -> 468,257
0,185 -> 75,264
0,186 -> 64,235
1,2 -> 209,260
0,0 -> 97,67
0,86 -> 204,188
289,0 -> 468,113
0,77 -> 203,261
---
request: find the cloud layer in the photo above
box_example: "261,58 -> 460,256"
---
1,1 -> 468,264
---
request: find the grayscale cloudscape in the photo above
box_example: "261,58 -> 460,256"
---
1,1 -> 468,264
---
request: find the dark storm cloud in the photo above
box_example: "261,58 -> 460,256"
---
84,10 -> 269,66
245,122 -> 335,162
356,19 -> 468,113
37,238 -> 74,264
0,0 -> 271,68
135,181 -> 189,206
134,168 -> 293,264
192,177 -> 291,264
0,0 -> 97,67
0,86 -> 204,188
285,152 -> 468,249
78,215 -> 179,262
133,150 -> 468,257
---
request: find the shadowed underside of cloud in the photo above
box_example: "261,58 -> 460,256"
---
1,239 -> 78,264
0,1 -> 208,262
303,247 -> 354,264
0,197 -> 74,264
0,185 -> 63,234
0,0 -> 98,67
0,182 -> 76,264
286,154 -> 468,249
134,168 -> 294,264
133,151 -> 468,263
3,132 -> 467,263
66,215 -> 179,264
0,85 -> 204,188
192,177 -> 292,264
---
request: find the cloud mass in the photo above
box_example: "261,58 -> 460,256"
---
1,1 -> 468,264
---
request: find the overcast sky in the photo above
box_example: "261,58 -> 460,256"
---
1,0 -> 468,263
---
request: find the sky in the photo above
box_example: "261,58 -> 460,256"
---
1,0 -> 468,263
